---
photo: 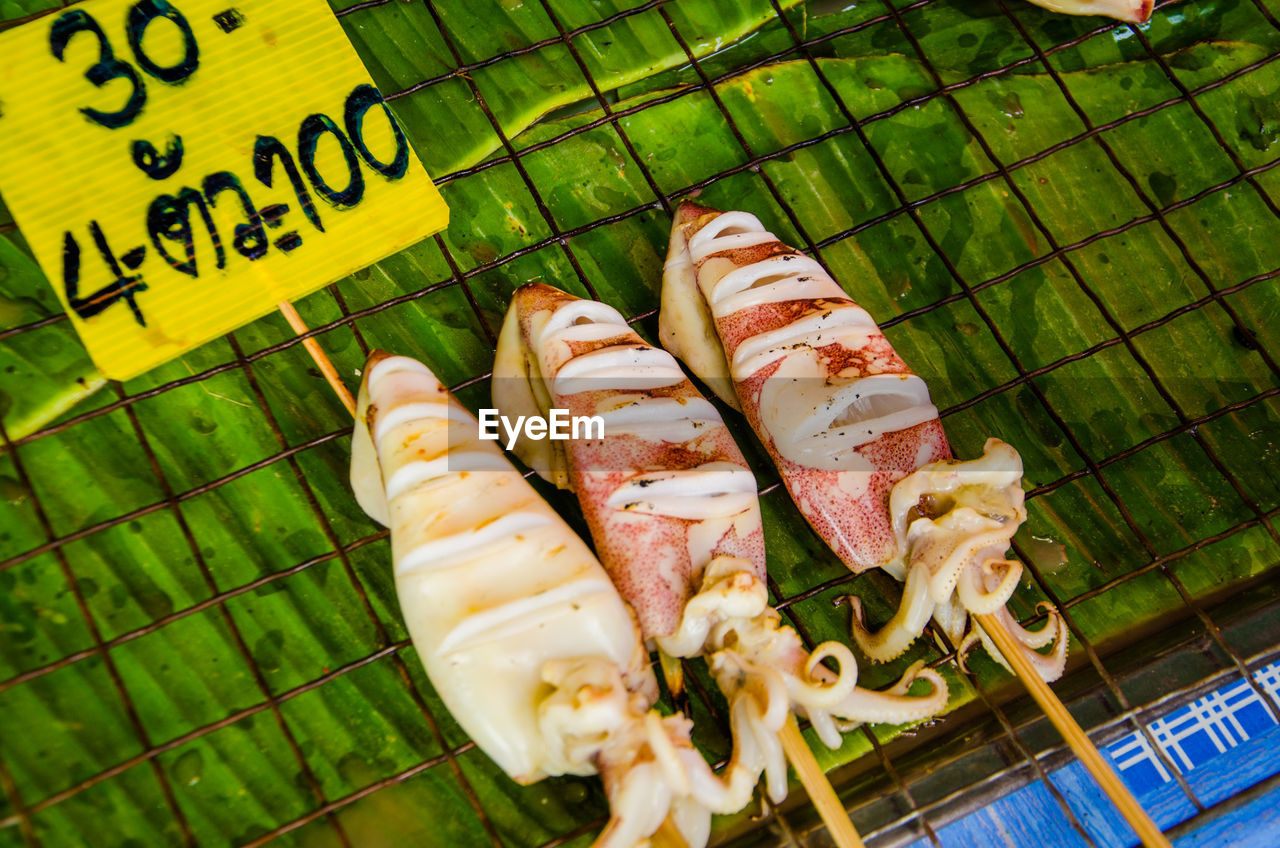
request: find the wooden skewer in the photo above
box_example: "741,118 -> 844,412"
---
653,814 -> 691,848
779,715 -> 866,848
659,647 -> 686,698
975,613 -> 1171,848
277,301 -> 356,417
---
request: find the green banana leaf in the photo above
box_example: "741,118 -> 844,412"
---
3,0 -> 1280,846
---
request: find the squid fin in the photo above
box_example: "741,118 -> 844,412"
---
659,201 -> 741,411
492,297 -> 573,488
350,351 -> 392,527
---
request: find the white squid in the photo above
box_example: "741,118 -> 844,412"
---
350,350 -> 755,848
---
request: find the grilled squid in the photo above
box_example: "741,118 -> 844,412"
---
659,200 -> 1067,681
1022,0 -> 1152,24
492,284 -> 948,805
350,350 -> 755,848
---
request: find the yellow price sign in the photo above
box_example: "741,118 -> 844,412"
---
0,0 -> 449,380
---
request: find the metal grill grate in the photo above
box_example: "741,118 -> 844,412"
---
2,0 -> 1279,846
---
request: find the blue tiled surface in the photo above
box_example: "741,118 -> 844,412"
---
901,661 -> 1280,848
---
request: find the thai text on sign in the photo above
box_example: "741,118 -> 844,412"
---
0,0 -> 449,380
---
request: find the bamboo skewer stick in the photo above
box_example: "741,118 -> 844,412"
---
653,815 -> 692,848
659,648 -> 686,699
976,613 -> 1171,848
779,715 -> 866,848
277,301 -> 356,416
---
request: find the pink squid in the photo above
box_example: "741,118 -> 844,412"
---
1022,0 -> 1153,24
492,283 -> 948,805
659,201 -> 1068,681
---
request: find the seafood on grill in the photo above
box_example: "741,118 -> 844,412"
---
659,200 -> 1067,681
1022,0 -> 1153,24
350,350 -> 756,848
492,283 -> 948,804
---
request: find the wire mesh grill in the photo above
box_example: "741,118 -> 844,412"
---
1,0 -> 1279,846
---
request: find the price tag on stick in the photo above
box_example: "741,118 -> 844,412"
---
0,0 -> 449,380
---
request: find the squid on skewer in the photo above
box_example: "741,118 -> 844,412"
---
349,350 -> 755,848
1022,0 -> 1152,24
659,200 -> 1068,681
492,283 -> 948,805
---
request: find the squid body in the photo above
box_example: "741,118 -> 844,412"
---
1022,0 -> 1153,24
660,200 -> 1067,682
350,351 -> 752,848
492,283 -> 948,804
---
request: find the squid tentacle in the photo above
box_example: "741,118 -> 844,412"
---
931,594 -> 970,653
788,641 -> 946,741
973,605 -> 1069,682
890,440 -> 1068,681
541,657 -> 756,848
593,761 -> 673,848
955,629 -> 984,673
774,639 -> 859,750
955,557 -> 1022,616
655,556 -> 769,659
665,562 -> 807,803
1014,602 -> 1067,650
718,586 -> 948,747
922,522 -> 1020,605
791,640 -> 860,711
848,560 -> 936,663
679,745 -> 760,822
826,660 -> 950,728
808,710 -> 841,752
712,650 -> 791,804
685,557 -> 947,768
924,557 -> 970,608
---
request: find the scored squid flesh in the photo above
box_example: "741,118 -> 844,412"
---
349,350 -> 756,848
1022,0 -> 1153,24
659,200 -> 1067,681
492,283 -> 948,805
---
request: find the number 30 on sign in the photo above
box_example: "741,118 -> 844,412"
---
0,0 -> 449,380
